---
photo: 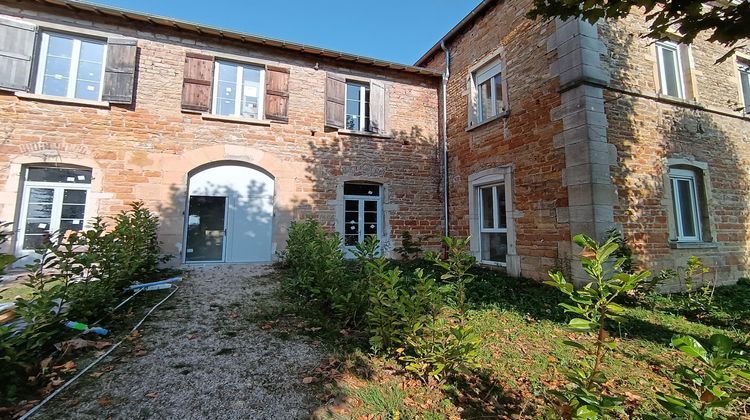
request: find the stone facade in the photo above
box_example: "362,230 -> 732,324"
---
0,1 -> 443,265
420,0 -> 750,285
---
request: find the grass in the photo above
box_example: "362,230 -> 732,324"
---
268,261 -> 750,419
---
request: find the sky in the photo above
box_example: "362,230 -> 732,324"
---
87,0 -> 481,65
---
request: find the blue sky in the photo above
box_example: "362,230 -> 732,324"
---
88,0 -> 481,64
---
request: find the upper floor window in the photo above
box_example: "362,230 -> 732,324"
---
474,59 -> 504,123
35,32 -> 106,101
655,41 -> 686,99
739,62 -> 750,114
345,82 -> 370,131
212,60 -> 265,119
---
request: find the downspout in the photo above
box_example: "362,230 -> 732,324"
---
440,41 -> 451,238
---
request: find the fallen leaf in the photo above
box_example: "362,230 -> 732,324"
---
302,376 -> 315,384
144,391 -> 158,398
91,371 -> 105,378
187,334 -> 197,340
134,349 -> 147,357
261,323 -> 273,330
226,311 -> 238,319
97,395 -> 112,407
53,360 -> 76,373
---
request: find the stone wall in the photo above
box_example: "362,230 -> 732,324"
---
0,2 -> 443,264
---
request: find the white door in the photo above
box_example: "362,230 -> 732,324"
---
15,167 -> 92,263
343,183 -> 382,257
185,164 -> 274,263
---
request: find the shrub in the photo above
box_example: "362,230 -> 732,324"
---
652,334 -> 750,419
546,233 -> 651,418
394,231 -> 424,260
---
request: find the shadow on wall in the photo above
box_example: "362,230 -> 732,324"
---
599,22 -> 750,283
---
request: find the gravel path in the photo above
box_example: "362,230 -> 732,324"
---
36,265 -> 325,420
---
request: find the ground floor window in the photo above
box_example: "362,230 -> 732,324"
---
477,183 -> 508,263
343,182 -> 381,251
17,166 -> 91,253
669,167 -> 703,242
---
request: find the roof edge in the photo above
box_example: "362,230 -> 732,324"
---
414,0 -> 497,67
18,0 -> 442,77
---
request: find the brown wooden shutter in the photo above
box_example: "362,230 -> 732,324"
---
181,53 -> 214,111
0,17 -> 37,91
369,80 -> 386,134
325,72 -> 346,129
264,66 -> 289,121
102,38 -> 137,104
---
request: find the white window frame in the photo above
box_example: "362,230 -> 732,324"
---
656,40 -> 686,99
343,186 -> 382,257
211,60 -> 266,119
669,168 -> 702,242
477,183 -> 508,265
16,171 -> 92,257
345,81 -> 370,132
474,59 -> 503,123
34,31 -> 107,101
739,62 -> 750,114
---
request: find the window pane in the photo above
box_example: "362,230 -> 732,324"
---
29,188 -> 54,203
215,63 -> 238,116
481,232 -> 507,263
79,40 -> 104,63
478,80 -> 493,121
47,35 -> 74,58
496,186 -> 507,229
59,219 -> 84,233
494,75 -> 504,114
63,189 -> 87,204
27,167 -> 92,183
42,42 -> 72,97
363,87 -> 370,132
659,46 -> 681,97
741,69 -> 750,113
26,203 -> 53,219
241,66 -> 262,119
75,41 -> 105,101
344,183 -> 379,196
480,187 -> 494,229
676,179 -> 697,238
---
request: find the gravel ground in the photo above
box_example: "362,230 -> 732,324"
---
35,265 -> 325,420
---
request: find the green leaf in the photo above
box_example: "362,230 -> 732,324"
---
568,318 -> 596,332
574,405 -> 598,419
562,340 -> 587,350
672,335 -> 708,361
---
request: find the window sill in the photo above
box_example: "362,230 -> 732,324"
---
15,92 -> 110,108
668,241 -> 719,250
337,129 -> 392,139
465,110 -> 510,132
655,93 -> 702,108
199,113 -> 272,126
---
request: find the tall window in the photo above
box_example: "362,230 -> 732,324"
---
345,82 -> 370,131
17,167 -> 92,253
478,183 -> 507,263
212,61 -> 265,119
343,183 -> 380,254
35,32 -> 106,101
739,62 -> 750,114
474,59 -> 504,122
669,168 -> 702,242
656,41 -> 686,99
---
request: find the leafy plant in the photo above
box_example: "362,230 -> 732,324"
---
0,222 -> 18,274
680,256 -> 715,316
394,231 -> 424,260
546,233 -> 651,418
652,334 -> 750,419
606,228 -> 633,274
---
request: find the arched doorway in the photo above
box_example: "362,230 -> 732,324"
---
184,163 -> 274,263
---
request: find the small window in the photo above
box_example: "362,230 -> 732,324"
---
477,183 -> 507,263
35,32 -> 106,100
473,59 -> 504,123
656,41 -> 686,99
669,168 -> 702,242
345,82 -> 370,131
739,62 -> 750,114
212,60 -> 265,119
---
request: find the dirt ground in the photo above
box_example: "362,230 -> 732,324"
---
34,265 -> 325,420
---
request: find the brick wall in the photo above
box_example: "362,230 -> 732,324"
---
599,11 -> 750,285
0,2 -> 443,263
422,0 -> 569,280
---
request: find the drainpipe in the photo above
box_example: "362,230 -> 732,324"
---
440,41 -> 451,238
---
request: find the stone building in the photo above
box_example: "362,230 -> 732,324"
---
418,0 -> 750,284
0,0 -> 443,266
2,0 -> 750,286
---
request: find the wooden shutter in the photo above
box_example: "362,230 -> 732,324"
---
181,53 -> 214,111
264,66 -> 289,121
369,80 -> 386,134
102,38 -> 137,104
325,72 -> 346,129
0,17 -> 37,91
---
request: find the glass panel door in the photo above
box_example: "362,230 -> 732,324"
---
185,196 -> 227,262
22,187 -> 54,250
